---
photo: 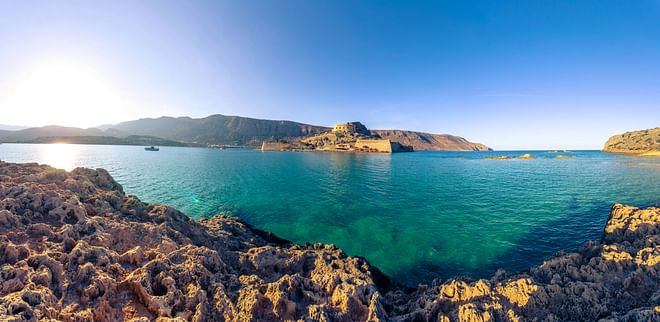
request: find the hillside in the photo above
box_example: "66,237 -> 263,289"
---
373,129 -> 492,151
603,127 -> 660,153
0,125 -> 104,142
24,135 -> 193,147
0,124 -> 29,131
110,116 -> 491,150
0,115 -> 491,150
108,115 -> 330,146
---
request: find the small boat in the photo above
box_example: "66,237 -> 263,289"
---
144,146 -> 159,151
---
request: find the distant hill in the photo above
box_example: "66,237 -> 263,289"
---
0,126 -> 105,142
372,130 -> 492,151
603,127 -> 660,153
0,124 -> 29,131
0,114 -> 492,150
107,115 -> 330,146
24,135 -> 193,146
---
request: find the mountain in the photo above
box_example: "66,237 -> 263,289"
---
0,124 -> 29,131
603,127 -> 660,153
0,114 -> 492,151
24,135 -> 193,146
107,115 -> 330,146
0,125 -> 105,142
373,129 -> 492,151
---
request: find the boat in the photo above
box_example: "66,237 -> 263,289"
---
144,146 -> 159,151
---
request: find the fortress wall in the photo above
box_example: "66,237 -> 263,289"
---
261,142 -> 290,151
355,139 -> 393,153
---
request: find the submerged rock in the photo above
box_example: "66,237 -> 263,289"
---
484,156 -> 512,160
0,161 -> 658,321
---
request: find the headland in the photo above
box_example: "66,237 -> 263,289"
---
603,127 -> 660,155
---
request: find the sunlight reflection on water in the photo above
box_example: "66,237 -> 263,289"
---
37,143 -> 79,171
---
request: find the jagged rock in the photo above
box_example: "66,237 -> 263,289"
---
0,162 -> 387,321
0,161 -> 658,321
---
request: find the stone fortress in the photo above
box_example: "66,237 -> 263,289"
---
262,121 -> 414,153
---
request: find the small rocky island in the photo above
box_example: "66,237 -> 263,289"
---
262,122 -> 414,153
1,161 -> 659,321
603,127 -> 660,155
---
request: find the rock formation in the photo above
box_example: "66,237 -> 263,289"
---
372,130 -> 491,151
603,127 -> 660,153
1,161 -> 658,321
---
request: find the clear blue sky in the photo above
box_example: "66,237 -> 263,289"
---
1,1 -> 659,149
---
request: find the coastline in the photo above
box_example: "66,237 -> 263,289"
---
638,151 -> 660,157
0,161 -> 658,321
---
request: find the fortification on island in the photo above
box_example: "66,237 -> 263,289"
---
262,121 -> 414,153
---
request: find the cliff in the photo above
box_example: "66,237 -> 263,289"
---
372,130 -> 491,151
1,162 -> 658,321
603,127 -> 660,153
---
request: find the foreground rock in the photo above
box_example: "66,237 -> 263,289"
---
603,127 -> 660,153
0,161 -> 658,321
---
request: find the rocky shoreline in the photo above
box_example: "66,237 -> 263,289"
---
603,127 -> 660,154
0,161 -> 658,321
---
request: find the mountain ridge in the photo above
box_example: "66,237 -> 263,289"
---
0,114 -> 491,151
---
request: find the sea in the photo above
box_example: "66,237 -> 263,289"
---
1,143 -> 659,285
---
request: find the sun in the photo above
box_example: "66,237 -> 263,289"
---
2,61 -> 126,128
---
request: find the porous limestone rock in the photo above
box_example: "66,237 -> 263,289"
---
0,162 -> 387,321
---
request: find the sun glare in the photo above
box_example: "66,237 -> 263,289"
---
3,61 -> 126,128
38,143 -> 79,171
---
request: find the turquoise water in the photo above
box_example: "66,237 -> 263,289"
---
1,143 -> 659,285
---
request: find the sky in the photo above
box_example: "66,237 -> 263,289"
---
0,1 -> 659,149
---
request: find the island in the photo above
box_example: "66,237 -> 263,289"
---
262,122 -> 414,153
0,161 -> 658,321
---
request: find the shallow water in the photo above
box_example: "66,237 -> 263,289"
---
1,143 -> 659,285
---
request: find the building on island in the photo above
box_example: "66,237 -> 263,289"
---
354,139 -> 414,153
332,123 -> 357,133
331,122 -> 371,136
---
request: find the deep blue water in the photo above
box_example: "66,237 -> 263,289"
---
1,143 -> 659,285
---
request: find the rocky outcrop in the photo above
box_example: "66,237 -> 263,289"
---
603,127 -> 660,153
1,161 -> 658,321
372,130 -> 491,151
386,204 -> 660,321
0,162 -> 386,321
